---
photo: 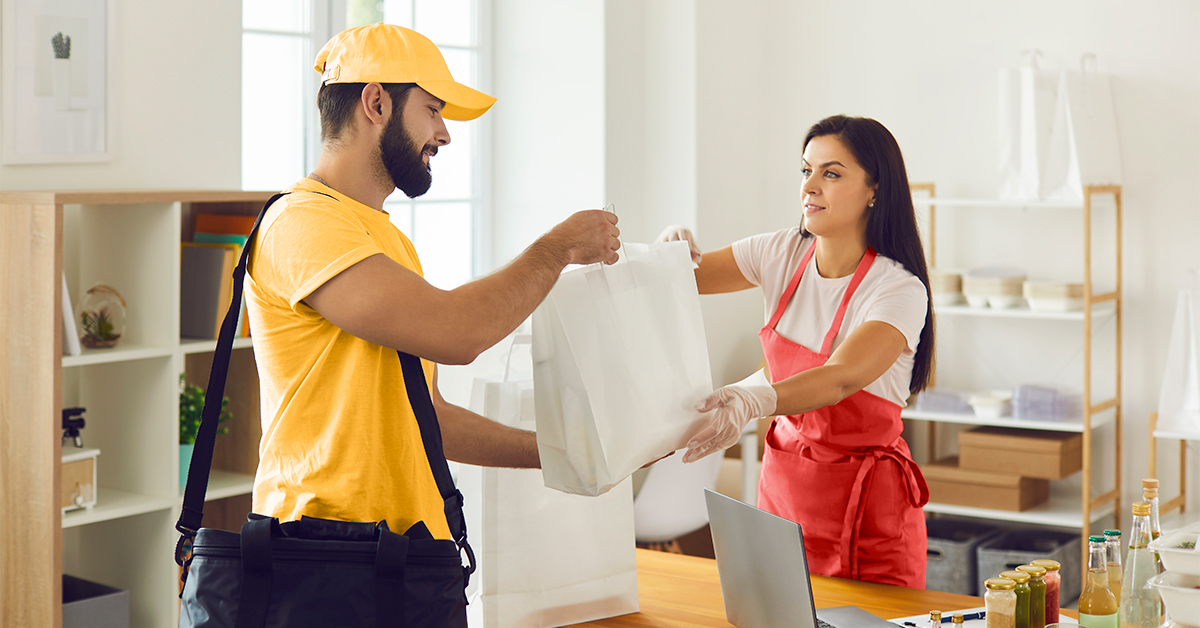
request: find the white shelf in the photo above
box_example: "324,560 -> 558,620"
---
902,409 -> 1115,433
198,470 -> 256,501
180,337 -> 254,355
1153,428 -> 1200,441
62,487 -> 174,528
934,302 -> 1116,321
61,342 -> 174,368
924,483 -> 1115,529
911,196 -> 1085,209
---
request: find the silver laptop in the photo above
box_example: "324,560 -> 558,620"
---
704,489 -> 897,628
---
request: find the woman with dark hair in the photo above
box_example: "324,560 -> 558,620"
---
663,115 -> 933,587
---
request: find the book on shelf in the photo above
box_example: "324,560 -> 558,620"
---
194,214 -> 253,338
180,243 -> 237,340
61,272 -> 82,356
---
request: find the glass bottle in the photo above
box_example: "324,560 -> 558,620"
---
1142,479 -> 1164,572
929,610 -> 943,628
985,577 -> 1018,628
952,614 -> 964,628
1017,564 -> 1048,628
1079,535 -> 1119,628
1031,559 -> 1062,624
1119,502 -> 1162,628
1106,529 -> 1124,600
1001,570 -> 1032,628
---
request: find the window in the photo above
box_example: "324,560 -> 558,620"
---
243,0 -> 487,291
241,0 -> 328,192
347,0 -> 484,290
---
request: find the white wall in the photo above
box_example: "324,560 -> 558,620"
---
489,0 -> 606,266
0,0 -> 242,191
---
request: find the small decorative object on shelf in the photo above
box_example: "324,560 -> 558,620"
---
76,284 -> 126,349
178,375 -> 232,489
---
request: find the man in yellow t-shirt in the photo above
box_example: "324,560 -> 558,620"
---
245,24 -> 620,540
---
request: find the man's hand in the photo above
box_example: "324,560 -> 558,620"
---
656,225 -> 702,265
539,210 -> 621,266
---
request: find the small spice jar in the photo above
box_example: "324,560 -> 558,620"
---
1030,559 -> 1061,624
1000,570 -> 1032,628
985,577 -> 1017,628
1016,564 -> 1047,628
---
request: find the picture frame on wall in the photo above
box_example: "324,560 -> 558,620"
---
1,0 -> 112,164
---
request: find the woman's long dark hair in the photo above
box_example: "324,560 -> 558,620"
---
802,115 -> 934,394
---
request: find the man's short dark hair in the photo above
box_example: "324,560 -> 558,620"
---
317,82 -> 416,143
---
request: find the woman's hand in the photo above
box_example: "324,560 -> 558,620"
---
683,370 -> 777,463
656,225 -> 703,266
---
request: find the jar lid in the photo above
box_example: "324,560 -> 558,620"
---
1017,564 -> 1047,577
1089,535 -> 1106,543
1104,529 -> 1121,537
1132,501 -> 1150,516
952,614 -> 964,624
1142,478 -> 1160,489
985,577 -> 1017,590
1001,570 -> 1031,583
1031,559 -> 1061,571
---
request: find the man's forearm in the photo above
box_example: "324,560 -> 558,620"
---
436,399 -> 540,468
442,238 -> 569,362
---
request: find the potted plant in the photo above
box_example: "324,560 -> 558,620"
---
179,374 -> 231,490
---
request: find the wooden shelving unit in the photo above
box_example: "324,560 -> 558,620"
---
1148,411 -> 1197,526
1,190 -> 271,628
906,183 -> 1123,569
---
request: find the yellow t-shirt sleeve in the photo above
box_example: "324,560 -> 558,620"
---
254,197 -> 385,310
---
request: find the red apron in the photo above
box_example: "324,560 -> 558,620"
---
756,243 -> 929,588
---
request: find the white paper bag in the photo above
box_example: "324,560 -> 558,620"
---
1157,286 -> 1200,434
1041,55 -> 1123,202
998,50 -> 1059,201
533,240 -> 713,496
460,365 -> 639,628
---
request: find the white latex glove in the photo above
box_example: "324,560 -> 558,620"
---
656,225 -> 703,266
682,369 -> 778,463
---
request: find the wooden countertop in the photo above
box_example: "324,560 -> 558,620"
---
573,549 -> 1077,627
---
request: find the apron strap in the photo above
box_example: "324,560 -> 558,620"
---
820,247 -> 877,356
766,236 -> 818,331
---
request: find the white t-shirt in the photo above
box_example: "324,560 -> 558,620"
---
732,228 -> 928,407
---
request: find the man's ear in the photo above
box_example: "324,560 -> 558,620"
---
360,83 -> 390,127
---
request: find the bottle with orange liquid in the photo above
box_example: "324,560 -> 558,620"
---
1078,535 -> 1118,628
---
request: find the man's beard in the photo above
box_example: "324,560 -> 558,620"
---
376,114 -> 435,198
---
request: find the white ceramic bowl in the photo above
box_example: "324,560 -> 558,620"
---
965,294 -> 990,308
932,292 -> 964,307
1151,524 -> 1200,576
968,391 -> 1013,418
987,295 -> 1023,309
1150,571 -> 1200,624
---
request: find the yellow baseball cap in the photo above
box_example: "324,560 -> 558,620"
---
314,23 -> 496,121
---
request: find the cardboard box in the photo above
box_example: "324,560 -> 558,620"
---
957,427 -> 1082,480
922,456 -> 1050,511
61,448 -> 100,513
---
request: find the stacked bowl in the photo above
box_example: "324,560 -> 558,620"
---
1149,521 -> 1200,627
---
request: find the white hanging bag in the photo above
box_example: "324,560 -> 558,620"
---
1040,53 -> 1123,202
997,49 -> 1059,201
1157,276 -> 1200,435
533,240 -> 714,496
459,336 -> 639,628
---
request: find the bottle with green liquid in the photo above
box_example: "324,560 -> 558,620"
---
1078,535 -> 1119,628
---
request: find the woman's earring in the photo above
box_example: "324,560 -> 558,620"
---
868,201 -> 875,208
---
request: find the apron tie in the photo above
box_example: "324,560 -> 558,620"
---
837,442 -> 930,580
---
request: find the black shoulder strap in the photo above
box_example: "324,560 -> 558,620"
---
174,191 -> 471,569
